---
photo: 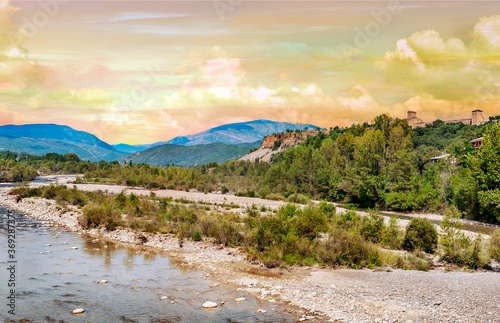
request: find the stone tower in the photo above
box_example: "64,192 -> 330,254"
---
407,111 -> 417,119
472,109 -> 484,125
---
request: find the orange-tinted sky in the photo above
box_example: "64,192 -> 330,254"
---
0,0 -> 499,144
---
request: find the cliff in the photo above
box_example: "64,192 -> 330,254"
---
239,130 -> 320,162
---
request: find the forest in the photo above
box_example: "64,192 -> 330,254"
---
1,114 -> 500,224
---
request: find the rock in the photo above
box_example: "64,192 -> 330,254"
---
100,280 -> 107,284
235,297 -> 246,302
258,309 -> 267,313
160,296 -> 169,300
45,251 -> 52,253
170,301 -> 175,304
72,308 -> 85,314
71,247 -> 78,250
45,244 -> 52,246
203,301 -> 218,308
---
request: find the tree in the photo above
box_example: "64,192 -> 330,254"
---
470,122 -> 500,223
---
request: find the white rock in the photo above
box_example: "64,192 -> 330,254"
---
235,297 -> 246,302
160,296 -> 169,300
100,280 -> 107,284
203,301 -> 218,308
258,309 -> 267,313
72,308 -> 85,314
71,247 -> 78,250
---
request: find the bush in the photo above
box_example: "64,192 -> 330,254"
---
317,228 -> 380,268
193,230 -> 201,241
488,229 -> 500,262
402,218 -> 438,253
266,193 -> 285,201
286,193 -> 310,204
439,206 -> 488,268
80,203 -> 122,231
258,185 -> 271,198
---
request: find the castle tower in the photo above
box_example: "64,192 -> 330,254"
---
407,111 -> 417,119
472,109 -> 484,125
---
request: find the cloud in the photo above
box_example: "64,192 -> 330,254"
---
472,15 -> 500,52
376,15 -> 500,100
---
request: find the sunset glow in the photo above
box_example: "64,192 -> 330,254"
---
0,0 -> 499,144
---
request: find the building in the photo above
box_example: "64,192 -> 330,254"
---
404,110 -> 486,128
470,137 -> 483,149
404,111 -> 427,128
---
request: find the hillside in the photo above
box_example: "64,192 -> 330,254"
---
160,119 -> 318,146
0,124 -> 125,162
239,130 -> 321,162
118,142 -> 260,167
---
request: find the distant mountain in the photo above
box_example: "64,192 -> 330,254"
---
157,120 -> 318,147
0,124 -> 126,162
111,143 -> 150,154
118,142 -> 260,167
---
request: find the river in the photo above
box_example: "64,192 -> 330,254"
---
0,206 -> 294,322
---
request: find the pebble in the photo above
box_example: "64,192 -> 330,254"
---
160,296 -> 169,300
203,301 -> 218,308
170,301 -> 175,304
235,297 -> 246,302
100,280 -> 107,284
45,251 -> 52,253
45,244 -> 52,246
258,309 -> 267,313
72,308 -> 85,314
71,247 -> 78,250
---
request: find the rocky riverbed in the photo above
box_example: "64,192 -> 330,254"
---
1,185 -> 499,322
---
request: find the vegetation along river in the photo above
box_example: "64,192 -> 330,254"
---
0,206 -> 295,322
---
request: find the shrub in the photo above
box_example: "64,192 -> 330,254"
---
193,230 -> 201,241
80,203 -> 122,231
360,212 -> 385,243
381,217 -> 402,249
291,206 -> 327,240
489,229 -> 500,261
317,201 -> 336,218
266,193 -> 285,201
258,185 -> 271,198
439,206 -> 488,268
317,228 -> 380,268
402,218 -> 438,253
286,193 -> 310,204
221,186 -> 229,194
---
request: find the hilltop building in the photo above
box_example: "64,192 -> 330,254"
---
404,110 -> 485,128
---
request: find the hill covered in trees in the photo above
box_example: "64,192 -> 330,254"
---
2,115 -> 499,224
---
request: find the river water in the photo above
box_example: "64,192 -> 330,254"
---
0,207 -> 294,322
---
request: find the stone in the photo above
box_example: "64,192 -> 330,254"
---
72,308 -> 85,314
71,247 -> 78,250
258,309 -> 267,313
100,280 -> 107,284
203,301 -> 218,308
160,296 -> 169,300
235,297 -> 246,302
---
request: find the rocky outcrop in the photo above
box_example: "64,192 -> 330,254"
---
239,130 -> 320,162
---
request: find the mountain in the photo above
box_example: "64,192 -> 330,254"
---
118,142 -> 260,167
0,124 -> 126,162
111,143 -> 150,154
157,120 -> 318,147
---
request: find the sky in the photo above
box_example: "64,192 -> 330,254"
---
0,0 -> 499,144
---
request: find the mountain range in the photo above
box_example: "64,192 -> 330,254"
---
0,120 -> 317,165
112,120 -> 317,152
0,124 -> 123,162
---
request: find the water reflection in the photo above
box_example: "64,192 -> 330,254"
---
0,207 -> 296,322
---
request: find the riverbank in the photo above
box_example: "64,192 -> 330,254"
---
1,186 -> 499,322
